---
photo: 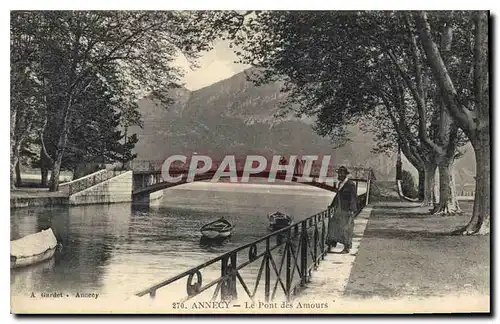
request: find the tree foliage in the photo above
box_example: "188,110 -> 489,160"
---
401,170 -> 418,199
232,11 -> 470,158
231,10 -> 480,216
10,10 -> 240,189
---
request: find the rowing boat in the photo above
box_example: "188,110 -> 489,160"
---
200,218 -> 234,239
11,228 -> 58,269
268,211 -> 293,230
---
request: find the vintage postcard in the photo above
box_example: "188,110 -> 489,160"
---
9,9 -> 490,315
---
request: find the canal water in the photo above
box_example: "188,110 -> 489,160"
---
10,182 -> 365,301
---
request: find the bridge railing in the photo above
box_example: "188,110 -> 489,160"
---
135,182 -> 371,304
128,159 -> 376,183
126,160 -> 165,172
60,169 -> 127,196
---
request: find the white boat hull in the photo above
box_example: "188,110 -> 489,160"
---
11,228 -> 58,269
11,247 -> 56,269
201,229 -> 232,239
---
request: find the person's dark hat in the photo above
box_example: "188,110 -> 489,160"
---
336,166 -> 350,174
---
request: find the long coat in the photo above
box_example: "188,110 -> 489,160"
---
326,179 -> 358,249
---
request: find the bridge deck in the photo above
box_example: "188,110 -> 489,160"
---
132,170 -> 370,196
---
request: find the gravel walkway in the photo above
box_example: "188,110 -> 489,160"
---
344,201 -> 490,299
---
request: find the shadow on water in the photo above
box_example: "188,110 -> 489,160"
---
199,236 -> 233,252
131,203 -> 151,213
10,257 -> 57,288
11,204 -> 122,294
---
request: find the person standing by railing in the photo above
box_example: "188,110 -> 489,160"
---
326,166 -> 358,254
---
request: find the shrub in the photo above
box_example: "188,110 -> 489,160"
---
401,170 -> 418,199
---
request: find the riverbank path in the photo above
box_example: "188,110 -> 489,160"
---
294,199 -> 490,313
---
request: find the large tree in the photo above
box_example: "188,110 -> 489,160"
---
415,11 -> 490,234
39,68 -> 140,182
232,11 -> 464,208
363,70 -> 437,204
10,10 -> 242,190
386,13 -> 468,214
10,12 -> 45,189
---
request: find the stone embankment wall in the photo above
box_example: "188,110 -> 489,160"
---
68,171 -> 133,205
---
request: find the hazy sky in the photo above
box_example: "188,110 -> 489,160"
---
175,40 -> 251,91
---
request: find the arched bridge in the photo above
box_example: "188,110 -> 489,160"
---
128,159 -> 376,204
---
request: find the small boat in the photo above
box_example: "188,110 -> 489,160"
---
200,218 -> 234,239
268,211 -> 293,230
11,228 -> 58,269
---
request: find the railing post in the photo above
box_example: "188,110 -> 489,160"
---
220,254 -> 237,302
300,221 -> 308,286
265,238 -> 270,302
313,216 -> 318,268
286,228 -> 292,301
321,213 -> 326,258
366,179 -> 371,205
229,253 -> 238,300
221,256 -> 228,301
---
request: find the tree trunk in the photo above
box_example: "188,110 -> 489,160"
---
11,142 -> 21,190
10,151 -> 18,190
49,128 -> 70,192
41,167 -> 49,187
433,157 -> 462,215
10,108 -> 17,190
396,145 -> 402,181
15,160 -> 22,187
462,134 -> 490,234
398,143 -> 425,201
49,147 -> 65,192
417,168 -> 425,200
421,163 -> 437,207
49,95 -> 73,192
40,146 -> 51,187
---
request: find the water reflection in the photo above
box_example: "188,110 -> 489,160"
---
199,236 -> 233,252
11,257 -> 56,292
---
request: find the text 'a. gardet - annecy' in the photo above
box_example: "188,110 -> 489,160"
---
160,155 -> 337,183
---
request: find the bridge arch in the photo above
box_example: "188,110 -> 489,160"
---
132,170 -> 368,197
